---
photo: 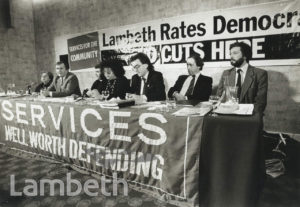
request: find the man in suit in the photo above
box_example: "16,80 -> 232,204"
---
217,42 -> 268,113
130,53 -> 166,101
42,61 -> 81,97
168,54 -> 212,101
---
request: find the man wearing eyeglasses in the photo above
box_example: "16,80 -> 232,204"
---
168,54 -> 212,102
129,53 -> 166,101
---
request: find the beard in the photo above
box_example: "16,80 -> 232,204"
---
230,57 -> 244,67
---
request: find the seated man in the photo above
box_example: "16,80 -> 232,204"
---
42,61 -> 81,97
217,42 -> 268,113
130,53 -> 166,101
168,54 -> 212,101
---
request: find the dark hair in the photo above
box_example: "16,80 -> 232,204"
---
130,53 -> 154,72
229,42 -> 252,63
94,63 -> 101,69
42,72 -> 54,82
56,61 -> 69,70
101,59 -> 125,78
188,53 -> 204,70
94,63 -> 105,80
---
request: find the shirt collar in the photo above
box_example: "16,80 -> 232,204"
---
236,63 -> 248,74
193,70 -> 201,79
142,71 -> 149,80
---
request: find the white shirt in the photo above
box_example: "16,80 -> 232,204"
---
235,63 -> 248,86
140,72 -> 149,95
179,71 -> 202,96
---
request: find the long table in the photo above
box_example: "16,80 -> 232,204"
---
0,97 -> 265,207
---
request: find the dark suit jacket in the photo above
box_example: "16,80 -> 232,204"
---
97,76 -> 130,100
217,65 -> 268,113
168,74 -> 212,101
130,71 -> 166,101
47,72 -> 81,97
34,81 -> 52,93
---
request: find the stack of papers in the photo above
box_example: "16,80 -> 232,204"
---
99,99 -> 135,109
214,104 -> 254,115
172,107 -> 212,117
35,97 -> 75,103
99,103 -> 119,109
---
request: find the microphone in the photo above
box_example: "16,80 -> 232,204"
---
74,88 -> 89,102
82,88 -> 89,98
26,82 -> 36,95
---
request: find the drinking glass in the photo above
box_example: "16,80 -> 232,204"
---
227,86 -> 239,104
166,98 -> 176,109
125,93 -> 133,100
102,90 -> 110,101
7,83 -> 15,95
209,95 -> 220,105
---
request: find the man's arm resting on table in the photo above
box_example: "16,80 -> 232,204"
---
51,76 -> 80,97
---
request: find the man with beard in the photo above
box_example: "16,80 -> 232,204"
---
168,54 -> 212,101
217,42 -> 268,114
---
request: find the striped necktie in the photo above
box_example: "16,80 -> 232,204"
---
185,75 -> 195,96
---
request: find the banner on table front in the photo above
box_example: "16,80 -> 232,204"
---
67,32 -> 100,70
99,0 -> 300,66
0,99 -> 203,207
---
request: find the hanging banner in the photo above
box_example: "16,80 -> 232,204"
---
67,32 -> 100,70
99,0 -> 300,67
0,98 -> 203,207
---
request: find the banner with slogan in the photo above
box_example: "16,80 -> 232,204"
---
99,0 -> 300,67
67,32 -> 100,70
0,98 -> 203,207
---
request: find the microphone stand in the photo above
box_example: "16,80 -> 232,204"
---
75,88 -> 89,102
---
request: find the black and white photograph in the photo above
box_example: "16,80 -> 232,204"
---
0,0 -> 299,206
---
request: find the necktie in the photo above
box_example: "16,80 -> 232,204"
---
60,77 -> 64,92
141,77 -> 146,95
236,69 -> 242,99
185,75 -> 195,96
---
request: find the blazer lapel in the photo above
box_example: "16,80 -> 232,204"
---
63,72 -> 71,85
135,75 -> 141,94
240,65 -> 254,101
59,72 -> 69,91
193,74 -> 202,93
228,68 -> 236,86
145,71 -> 153,84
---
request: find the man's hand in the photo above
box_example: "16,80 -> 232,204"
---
41,90 -> 50,97
173,92 -> 186,101
132,94 -> 147,104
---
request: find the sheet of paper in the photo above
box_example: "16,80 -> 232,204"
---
35,97 -> 75,103
130,101 -> 161,109
214,104 -> 254,115
172,107 -> 212,117
99,102 -> 119,109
